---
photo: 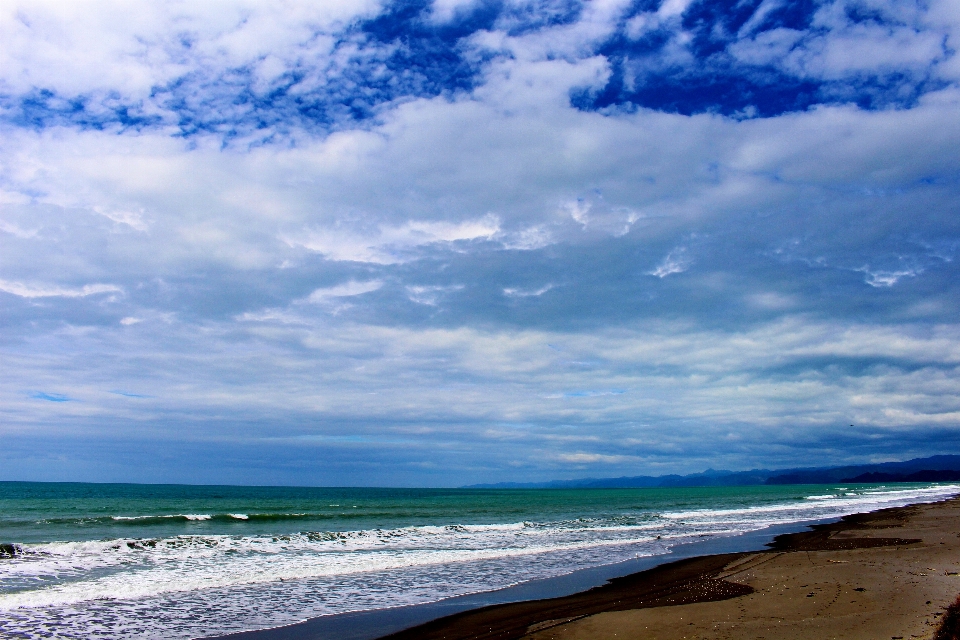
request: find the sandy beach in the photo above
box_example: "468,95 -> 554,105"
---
378,496 -> 960,640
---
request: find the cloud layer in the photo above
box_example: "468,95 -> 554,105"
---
2,0 -> 959,485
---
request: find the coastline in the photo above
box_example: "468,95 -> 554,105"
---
210,493 -> 960,640
385,495 -> 960,640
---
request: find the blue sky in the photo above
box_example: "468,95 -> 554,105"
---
2,0 -> 960,486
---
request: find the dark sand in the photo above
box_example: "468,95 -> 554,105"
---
377,496 -> 960,640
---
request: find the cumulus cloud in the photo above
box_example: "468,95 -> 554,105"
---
0,1 -> 380,96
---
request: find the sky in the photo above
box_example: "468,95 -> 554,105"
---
1,0 -> 960,487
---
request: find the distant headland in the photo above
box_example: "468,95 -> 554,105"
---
464,454 -> 960,489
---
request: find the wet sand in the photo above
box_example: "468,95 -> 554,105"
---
377,496 -> 960,640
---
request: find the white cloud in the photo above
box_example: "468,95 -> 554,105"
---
736,0 -> 784,37
92,206 -> 149,231
5,77 -> 955,282
0,0 -> 381,97
728,28 -> 806,67
648,247 -> 692,278
305,280 -> 383,303
564,199 -> 591,227
560,194 -> 645,237
500,225 -> 554,251
0,219 -> 39,239
0,279 -> 122,298
657,0 -> 694,20
555,452 -> 636,464
729,0 -> 951,81
858,267 -> 922,287
428,0 -> 479,24
236,309 -> 306,324
503,284 -> 554,297
290,216 -> 501,264
406,284 -> 464,306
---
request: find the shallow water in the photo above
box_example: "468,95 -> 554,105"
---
1,481 -> 956,639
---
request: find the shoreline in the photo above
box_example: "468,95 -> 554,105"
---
211,519 -> 838,640
385,496 -> 960,640
210,494 -> 960,640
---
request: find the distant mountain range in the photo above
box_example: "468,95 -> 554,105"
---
464,455 -> 960,489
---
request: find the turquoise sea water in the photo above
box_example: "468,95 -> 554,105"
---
1,481 -> 957,639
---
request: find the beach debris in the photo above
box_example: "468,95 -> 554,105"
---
934,593 -> 960,640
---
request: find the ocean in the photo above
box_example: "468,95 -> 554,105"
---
1,481 -> 957,639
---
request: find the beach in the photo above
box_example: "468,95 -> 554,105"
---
3,482 -> 959,639
9,3 -> 960,638
377,496 -> 960,640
